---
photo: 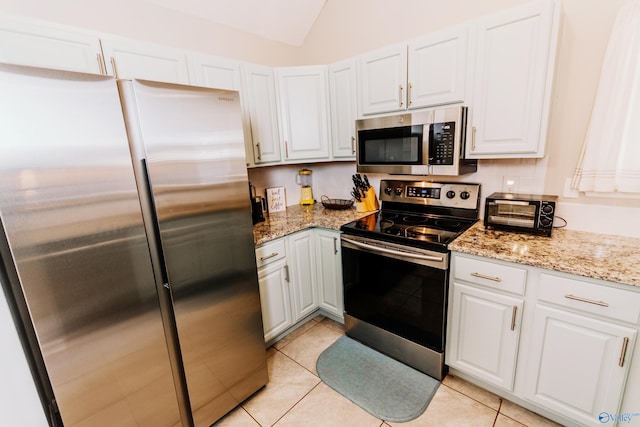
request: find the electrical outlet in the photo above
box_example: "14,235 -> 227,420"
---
503,176 -> 518,193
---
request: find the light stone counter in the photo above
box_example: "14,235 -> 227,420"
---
449,222 -> 640,288
253,204 -> 372,246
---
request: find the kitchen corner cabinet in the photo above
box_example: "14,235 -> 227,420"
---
466,0 -> 559,158
0,15 -> 103,74
358,25 -> 468,116
328,59 -> 357,159
255,229 -> 346,343
100,37 -> 190,84
285,230 -> 319,321
447,252 -> 640,427
255,239 -> 292,342
315,229 -> 344,320
241,64 -> 282,165
275,66 -> 331,162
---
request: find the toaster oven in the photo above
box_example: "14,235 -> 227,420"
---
484,193 -> 558,236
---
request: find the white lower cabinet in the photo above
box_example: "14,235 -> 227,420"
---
257,257 -> 292,342
256,229 -> 345,344
523,305 -> 636,427
447,283 -> 523,391
447,252 -> 640,427
256,239 -> 292,342
315,229 -> 344,320
286,230 -> 319,321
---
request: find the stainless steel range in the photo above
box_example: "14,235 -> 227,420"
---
340,179 -> 481,380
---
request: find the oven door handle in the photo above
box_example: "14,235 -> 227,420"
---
341,237 -> 444,262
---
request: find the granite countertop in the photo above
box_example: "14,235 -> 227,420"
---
253,204 -> 372,246
449,222 -> 640,288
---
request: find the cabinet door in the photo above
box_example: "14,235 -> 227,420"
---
241,64 -> 281,164
407,25 -> 467,109
0,16 -> 103,74
276,66 -> 331,161
101,38 -> 190,84
523,305 -> 636,427
257,258 -> 293,342
446,282 -> 523,391
286,231 -> 318,321
467,0 -> 557,158
188,53 -> 240,90
358,44 -> 407,115
315,229 -> 344,320
328,60 -> 357,159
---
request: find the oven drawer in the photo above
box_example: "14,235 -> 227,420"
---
255,239 -> 286,268
538,273 -> 640,324
453,255 -> 527,295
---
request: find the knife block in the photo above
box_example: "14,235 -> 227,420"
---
356,187 -> 379,212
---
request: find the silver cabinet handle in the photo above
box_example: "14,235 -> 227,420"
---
333,237 -> 338,255
284,265 -> 290,282
399,85 -> 404,107
471,126 -> 477,151
110,57 -> 119,78
351,136 -> 356,154
471,272 -> 502,282
408,83 -> 413,106
564,294 -> 609,307
285,141 -> 289,158
96,53 -> 106,75
511,305 -> 517,331
259,252 -> 279,262
620,337 -> 629,367
255,142 -> 262,161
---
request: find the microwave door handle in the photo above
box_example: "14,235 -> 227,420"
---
341,237 -> 444,262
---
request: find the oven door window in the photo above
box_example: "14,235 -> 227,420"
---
486,202 -> 537,228
342,244 -> 447,352
358,125 -> 423,165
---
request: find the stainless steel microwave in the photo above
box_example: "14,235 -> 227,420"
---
356,106 -> 477,176
484,192 -> 558,236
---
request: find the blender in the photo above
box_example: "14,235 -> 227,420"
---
296,168 -> 314,205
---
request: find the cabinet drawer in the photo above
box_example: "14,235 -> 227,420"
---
255,239 -> 286,268
453,255 -> 527,295
538,274 -> 640,324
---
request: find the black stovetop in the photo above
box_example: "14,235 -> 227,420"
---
340,209 -> 477,252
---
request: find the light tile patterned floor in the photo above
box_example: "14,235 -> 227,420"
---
214,316 -> 562,427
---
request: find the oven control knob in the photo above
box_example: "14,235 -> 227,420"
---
446,190 -> 456,199
394,187 -> 403,196
384,187 -> 393,195
460,191 -> 471,200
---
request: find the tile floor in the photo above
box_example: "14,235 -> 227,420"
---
214,316 -> 562,427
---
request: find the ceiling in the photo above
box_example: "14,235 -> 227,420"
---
142,0 -> 327,47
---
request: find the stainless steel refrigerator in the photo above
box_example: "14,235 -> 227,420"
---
0,63 -> 268,427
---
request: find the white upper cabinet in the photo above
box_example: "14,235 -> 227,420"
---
407,25 -> 468,109
328,59 -> 357,159
358,25 -> 468,116
276,65 -> 331,161
358,44 -> 408,115
0,15 -> 104,74
100,37 -> 190,84
188,54 -> 240,90
466,0 -> 559,158
241,64 -> 282,164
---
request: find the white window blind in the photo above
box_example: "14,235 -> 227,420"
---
571,0 -> 640,195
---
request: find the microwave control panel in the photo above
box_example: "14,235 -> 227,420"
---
429,122 -> 455,165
